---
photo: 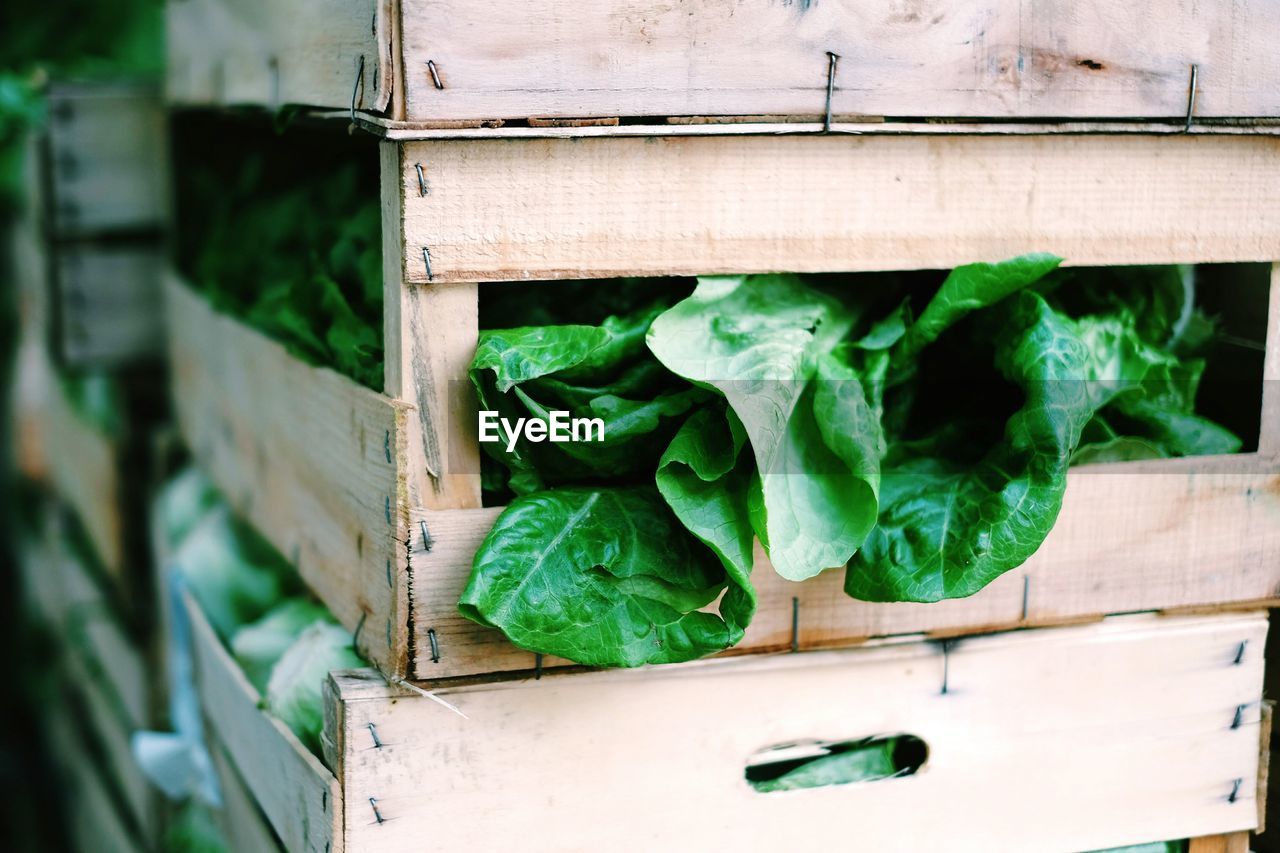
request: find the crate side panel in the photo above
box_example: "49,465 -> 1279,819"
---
209,736 -> 287,853
165,275 -> 407,673
184,590 -> 341,853
166,0 -> 389,113
342,613 -> 1266,852
410,456 -> 1280,679
399,134 -> 1280,284
401,0 -> 1280,123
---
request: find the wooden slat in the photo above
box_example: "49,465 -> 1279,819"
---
334,613 -> 1266,852
396,134 -> 1280,284
165,0 -> 389,114
53,244 -> 164,368
46,707 -> 144,853
184,589 -> 342,853
380,142 -> 483,510
165,275 -> 408,674
408,453 -> 1280,680
399,0 -> 1280,124
209,737 -> 285,853
43,369 -> 125,579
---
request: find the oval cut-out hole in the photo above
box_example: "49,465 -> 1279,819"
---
745,734 -> 927,793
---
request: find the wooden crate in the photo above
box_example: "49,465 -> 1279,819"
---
165,0 -> 1280,130
45,701 -> 148,853
42,84 -> 167,238
19,507 -> 161,844
52,243 -> 165,368
179,580 -> 1269,853
168,131 -> 1280,682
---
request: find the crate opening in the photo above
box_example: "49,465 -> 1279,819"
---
745,734 -> 928,793
474,262 -> 1271,507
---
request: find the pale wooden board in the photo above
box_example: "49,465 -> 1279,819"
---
184,589 -> 342,853
408,453 -> 1280,680
54,243 -> 164,367
209,736 -> 286,853
381,142 -> 483,511
44,86 -> 167,236
46,706 -> 144,853
396,134 -> 1280,283
1188,833 -> 1252,853
399,0 -> 1280,123
166,0 -> 390,113
53,524 -> 152,730
42,363 -> 125,579
165,276 -> 408,673
334,613 -> 1267,853
364,115 -> 1280,140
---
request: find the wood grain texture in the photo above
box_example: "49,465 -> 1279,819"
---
184,589 -> 342,853
381,143 -> 483,510
165,276 -> 408,674
44,86 -> 167,237
409,453 -> 1280,679
209,737 -> 287,853
335,613 -> 1266,852
397,134 -> 1280,284
166,0 -> 389,113
399,0 -> 1280,123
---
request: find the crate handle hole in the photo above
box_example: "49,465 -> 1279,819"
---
744,734 -> 927,793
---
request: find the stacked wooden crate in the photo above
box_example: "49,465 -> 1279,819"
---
10,83 -> 169,850
164,1 -> 1280,850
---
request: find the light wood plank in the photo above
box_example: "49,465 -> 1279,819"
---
166,0 -> 389,113
363,115 -> 1280,140
184,589 -> 342,853
44,85 -> 167,236
53,244 -> 164,368
166,275 -> 408,674
399,0 -> 1280,123
46,706 -> 144,853
335,613 -> 1266,852
397,134 -> 1280,284
209,736 -> 285,853
381,142 -> 483,510
43,363 -> 125,579
409,454 -> 1280,680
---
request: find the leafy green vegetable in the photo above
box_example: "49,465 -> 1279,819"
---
460,488 -> 751,667
152,467 -> 220,551
231,599 -> 334,693
265,621 -> 364,756
747,738 -> 902,793
462,257 -> 1241,667
174,508 -> 297,640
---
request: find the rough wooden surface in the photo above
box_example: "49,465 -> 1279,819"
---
396,134 -> 1280,283
185,589 -> 342,853
209,737 -> 287,853
380,142 -> 482,511
398,0 -> 1280,123
409,454 -> 1280,680
53,244 -> 164,367
1188,833 -> 1252,853
166,0 -> 389,113
334,613 -> 1267,852
166,276 -> 408,674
